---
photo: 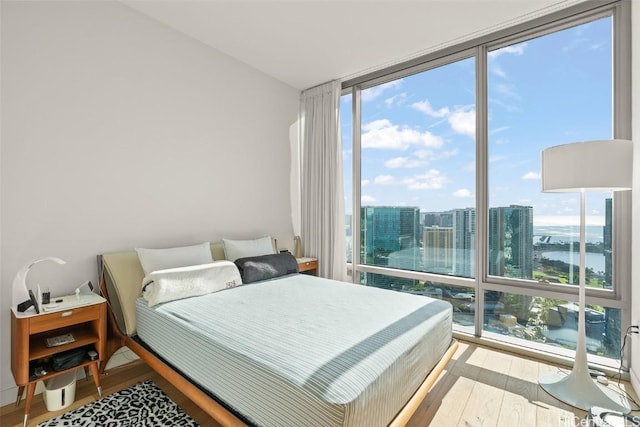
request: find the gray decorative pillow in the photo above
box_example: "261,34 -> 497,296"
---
234,253 -> 299,284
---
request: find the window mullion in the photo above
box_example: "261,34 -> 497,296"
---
351,86 -> 362,284
475,45 -> 489,338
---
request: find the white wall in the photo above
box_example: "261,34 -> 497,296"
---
0,1 -> 299,406
631,0 -> 640,396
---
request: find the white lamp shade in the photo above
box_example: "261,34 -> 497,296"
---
11,257 -> 66,309
541,139 -> 633,192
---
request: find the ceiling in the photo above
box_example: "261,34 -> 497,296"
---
122,0 -> 581,90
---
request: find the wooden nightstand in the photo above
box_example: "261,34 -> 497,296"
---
11,293 -> 106,426
297,257 -> 318,276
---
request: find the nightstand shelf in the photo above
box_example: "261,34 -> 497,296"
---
11,293 -> 106,427
30,327 -> 99,360
25,359 -> 98,383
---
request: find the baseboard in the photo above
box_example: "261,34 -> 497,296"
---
0,347 -> 139,408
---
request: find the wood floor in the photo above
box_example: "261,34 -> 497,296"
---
2,340 -> 638,427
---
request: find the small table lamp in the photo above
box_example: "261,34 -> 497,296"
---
539,139 -> 632,413
12,257 -> 66,311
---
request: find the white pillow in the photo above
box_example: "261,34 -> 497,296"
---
142,261 -> 242,307
223,236 -> 275,262
136,242 -> 213,276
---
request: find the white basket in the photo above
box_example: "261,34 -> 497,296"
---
43,370 -> 77,411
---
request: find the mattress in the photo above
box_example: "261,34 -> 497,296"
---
136,274 -> 452,427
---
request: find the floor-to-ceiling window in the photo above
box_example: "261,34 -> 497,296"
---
484,14 -> 625,360
342,1 -> 630,367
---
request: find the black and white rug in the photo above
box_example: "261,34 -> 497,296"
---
38,380 -> 199,426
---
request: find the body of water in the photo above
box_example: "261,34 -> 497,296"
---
535,226 -> 607,273
534,225 -> 604,244
540,251 -> 606,273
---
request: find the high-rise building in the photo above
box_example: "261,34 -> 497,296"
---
453,208 -> 475,278
345,213 -> 353,263
422,211 -> 454,228
423,226 -> 454,273
602,198 -> 619,357
604,198 -> 612,289
488,205 -> 533,279
360,206 -> 420,290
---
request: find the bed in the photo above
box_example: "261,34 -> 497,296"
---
98,242 -> 457,427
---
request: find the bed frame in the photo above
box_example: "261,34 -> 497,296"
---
98,243 -> 458,427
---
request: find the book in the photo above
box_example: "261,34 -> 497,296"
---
45,333 -> 75,347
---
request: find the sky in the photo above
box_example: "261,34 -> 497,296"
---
341,16 -> 614,227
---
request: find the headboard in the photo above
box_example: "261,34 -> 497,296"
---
100,242 -> 227,337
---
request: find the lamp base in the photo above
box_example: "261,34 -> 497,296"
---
539,370 -> 630,414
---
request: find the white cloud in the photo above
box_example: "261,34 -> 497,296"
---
374,174 -> 396,185
522,171 -> 540,180
361,119 -> 443,150
403,169 -> 448,190
412,99 -> 476,138
361,179 -> 370,187
384,92 -> 408,107
413,149 -> 434,159
490,126 -> 511,135
496,83 -> 521,100
412,148 -> 459,162
488,43 -> 527,59
384,157 -> 426,168
362,80 -> 403,102
448,108 -> 475,137
361,195 -> 377,203
412,100 -> 450,118
453,188 -> 473,198
491,64 -> 507,79
439,149 -> 460,158
386,151 -> 437,170
488,44 -> 527,79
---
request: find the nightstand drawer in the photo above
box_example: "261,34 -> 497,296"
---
29,305 -> 100,334
297,258 -> 318,275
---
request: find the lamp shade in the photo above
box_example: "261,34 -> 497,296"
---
541,139 -> 633,192
11,257 -> 66,310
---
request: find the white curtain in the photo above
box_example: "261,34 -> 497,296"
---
297,80 -> 346,280
290,121 -> 301,239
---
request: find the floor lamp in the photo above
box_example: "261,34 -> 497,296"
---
539,139 -> 632,413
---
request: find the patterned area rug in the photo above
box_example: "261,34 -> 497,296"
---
38,380 -> 199,426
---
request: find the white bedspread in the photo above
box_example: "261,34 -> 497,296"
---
136,274 -> 453,427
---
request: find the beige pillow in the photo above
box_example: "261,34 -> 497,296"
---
135,242 -> 213,276
222,236 -> 275,262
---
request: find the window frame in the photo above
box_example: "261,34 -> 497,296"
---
342,0 -> 631,366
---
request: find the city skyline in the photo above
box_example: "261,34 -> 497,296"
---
358,204 -> 536,280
